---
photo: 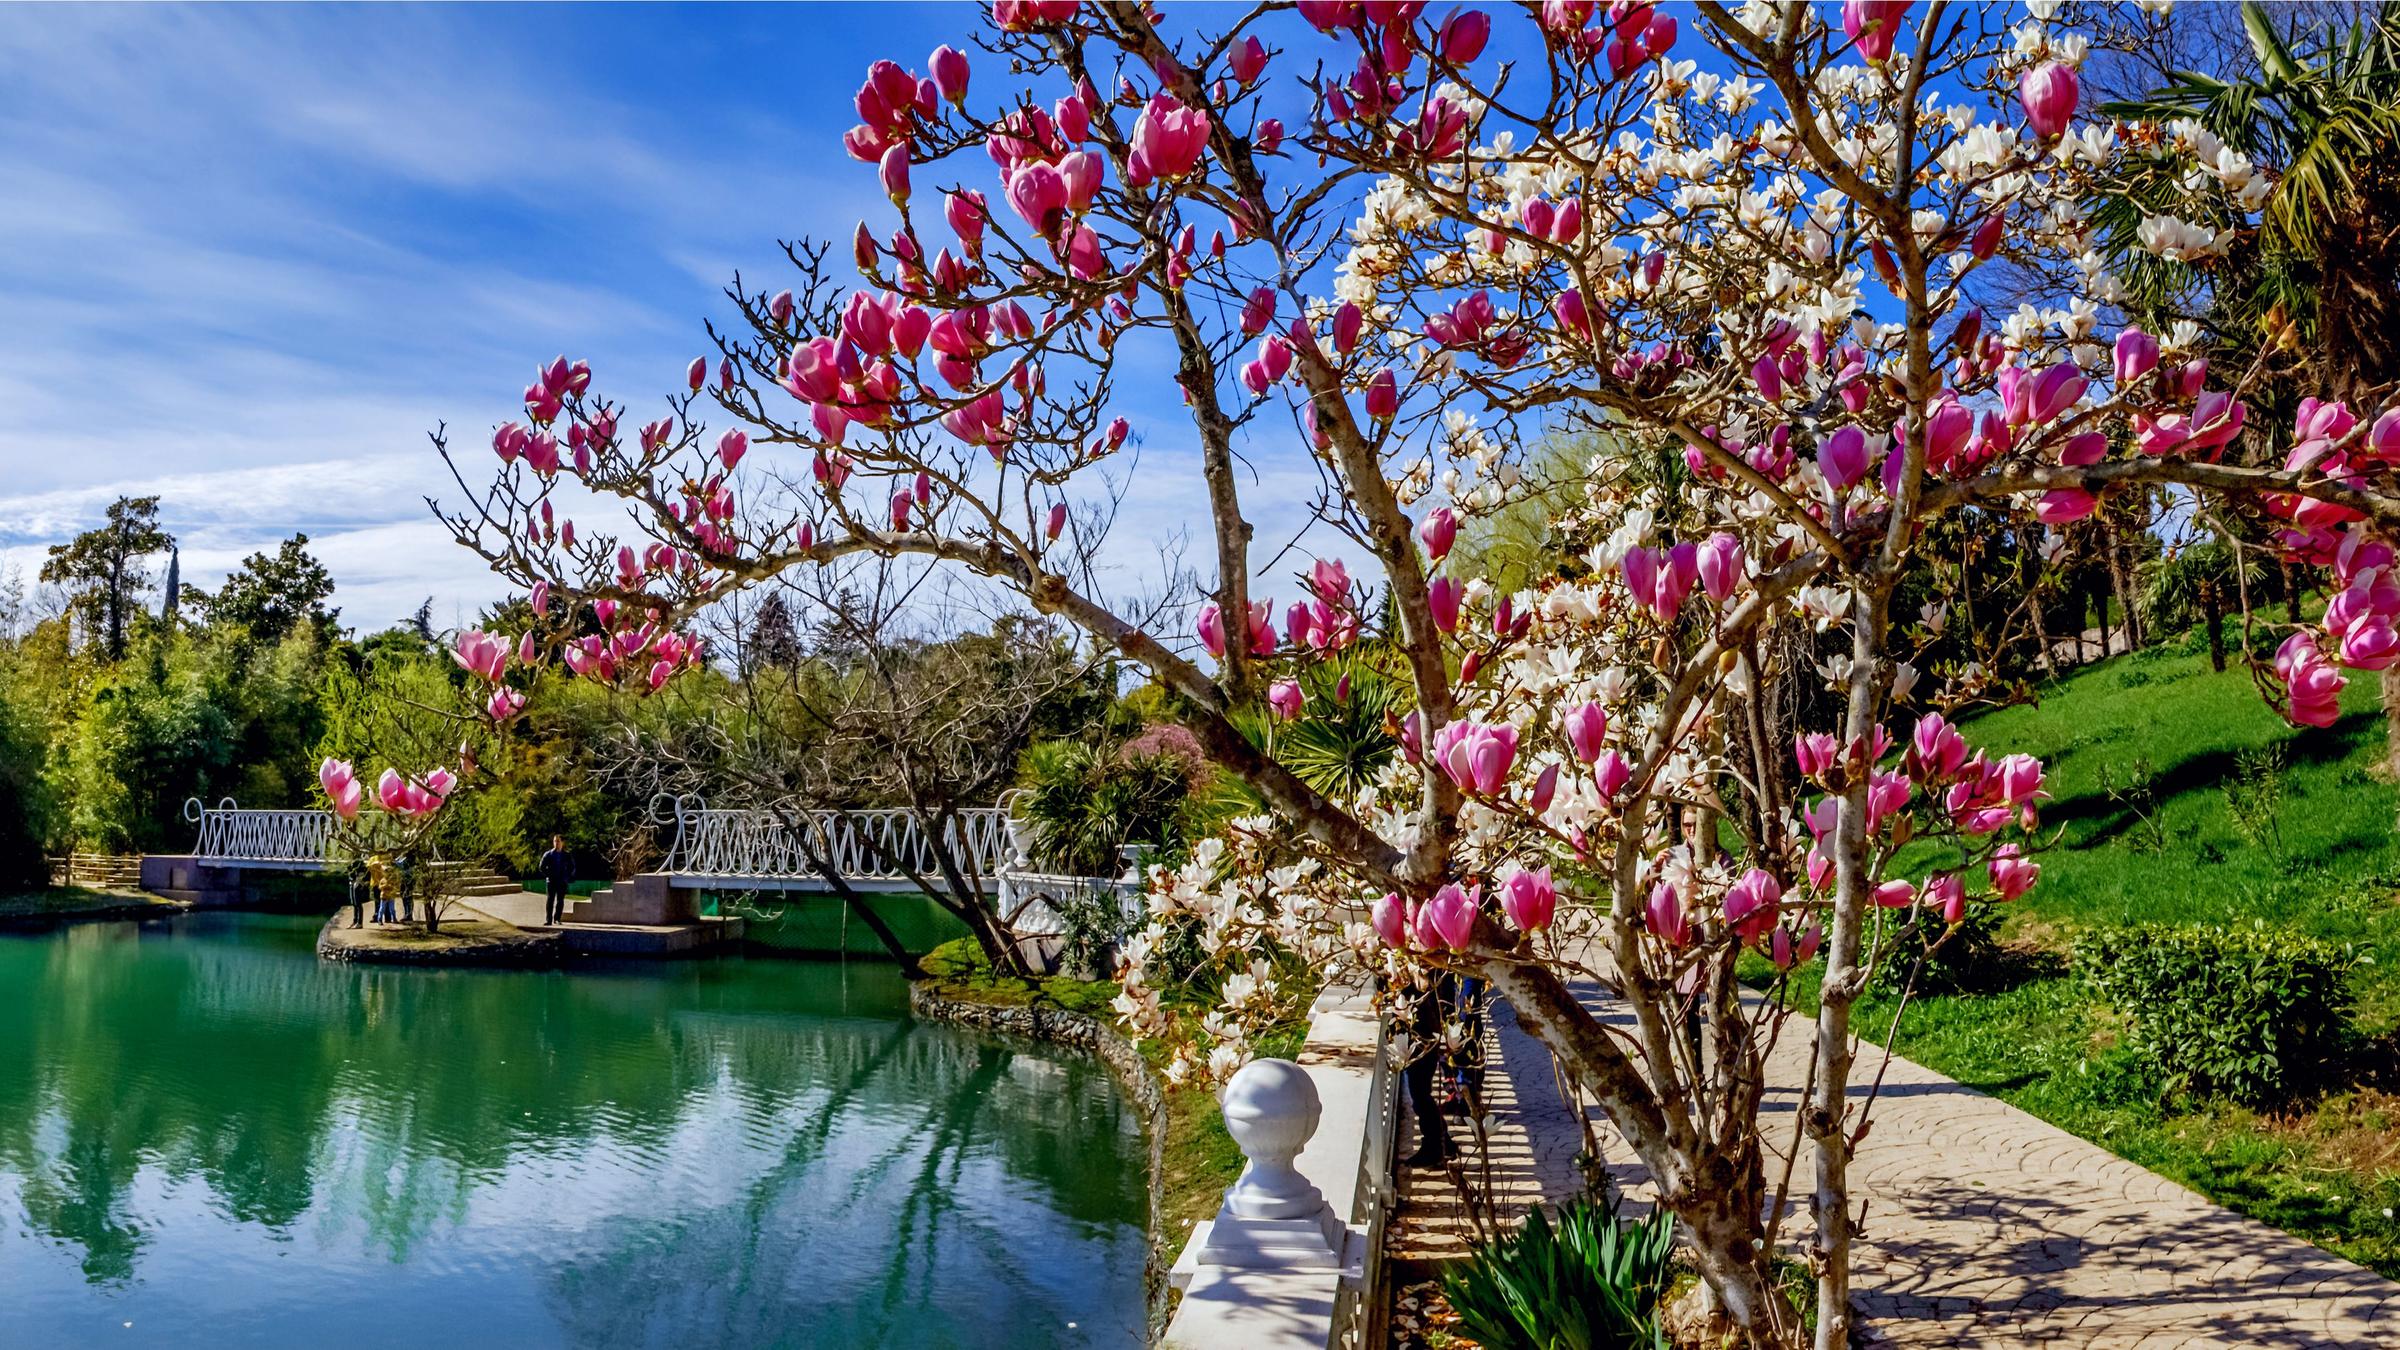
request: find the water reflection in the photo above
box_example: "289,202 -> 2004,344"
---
0,913 -> 1147,1348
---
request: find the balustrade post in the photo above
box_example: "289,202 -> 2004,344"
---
1172,1059 -> 1359,1277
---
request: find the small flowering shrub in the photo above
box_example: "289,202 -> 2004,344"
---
2077,923 -> 2358,1105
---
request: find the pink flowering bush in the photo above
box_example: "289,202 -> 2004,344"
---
432,3 -> 2400,1343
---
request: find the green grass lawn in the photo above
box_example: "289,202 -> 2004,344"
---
1803,630 -> 2400,1276
0,886 -> 182,921
1949,629 -> 2400,1028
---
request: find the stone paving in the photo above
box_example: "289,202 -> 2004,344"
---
1388,977 -> 2396,1346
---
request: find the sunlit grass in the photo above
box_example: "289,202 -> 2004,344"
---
1779,632 -> 2400,1275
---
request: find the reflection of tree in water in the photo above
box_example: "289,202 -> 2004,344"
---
539,1030 -> 1148,1349
0,914 -> 1149,1346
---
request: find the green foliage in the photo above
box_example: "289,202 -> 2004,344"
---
2221,743 -> 2289,855
196,534 -> 337,644
2095,1 -> 2400,376
1266,655 -> 1401,799
1867,907 -> 2044,998
2077,923 -> 2360,1105
39,495 -> 172,662
1016,738 -> 1192,876
0,662 -> 54,887
1441,1196 -> 1677,1350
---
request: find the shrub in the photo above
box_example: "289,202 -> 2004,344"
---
1016,739 -> 1192,876
1441,1196 -> 1675,1350
2076,923 -> 2358,1105
1868,908 -> 2046,997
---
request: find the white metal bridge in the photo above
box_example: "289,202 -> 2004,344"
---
646,794 -> 1019,894
185,798 -> 341,870
178,794 -> 1025,893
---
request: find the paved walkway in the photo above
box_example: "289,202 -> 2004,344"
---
1389,980 -> 2395,1346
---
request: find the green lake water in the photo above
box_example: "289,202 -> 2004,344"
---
0,911 -> 1149,1348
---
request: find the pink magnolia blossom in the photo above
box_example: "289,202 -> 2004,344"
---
1440,8 -> 1492,63
1988,845 -> 2041,901
1593,749 -> 1632,801
1267,678 -> 1305,720
1925,873 -> 1967,924
1501,866 -> 1557,932
2035,488 -> 2097,524
2113,328 -> 2159,386
1696,533 -> 1746,603
1910,713 -> 1969,779
1310,557 -> 1350,604
1365,368 -> 1399,420
1129,94 -> 1210,182
1818,426 -> 1870,490
929,44 -> 970,102
1433,720 -> 1518,796
1196,602 -> 1226,658
1842,0 -> 1909,61
1427,575 -> 1462,632
1417,883 -> 1479,951
1563,702 -> 1609,762
1645,881 -> 1688,946
2275,633 -> 2347,727
2019,61 -> 2079,139
1418,507 -> 1458,561
452,630 -> 509,683
1722,868 -> 1781,943
318,759 -> 364,820
1371,892 -> 1410,948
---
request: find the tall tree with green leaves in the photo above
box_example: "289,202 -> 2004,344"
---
40,496 -> 171,663
198,534 -> 338,644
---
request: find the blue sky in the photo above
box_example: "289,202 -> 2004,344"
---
0,3 -> 1331,632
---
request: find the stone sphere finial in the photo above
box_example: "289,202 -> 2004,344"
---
1218,1059 -> 1326,1220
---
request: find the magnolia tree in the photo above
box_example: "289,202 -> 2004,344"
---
311,628 -> 526,929
426,1 -> 2400,1343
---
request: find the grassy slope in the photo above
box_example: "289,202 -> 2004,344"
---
1833,632 -> 2400,1276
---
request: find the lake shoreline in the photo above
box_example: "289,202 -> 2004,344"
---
0,888 -> 191,930
908,977 -> 1180,1337
316,908 -> 567,966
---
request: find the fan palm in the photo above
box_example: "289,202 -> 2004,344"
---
2097,1 -> 2400,400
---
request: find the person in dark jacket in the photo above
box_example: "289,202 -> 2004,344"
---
1403,971 -> 1460,1168
540,836 -> 574,925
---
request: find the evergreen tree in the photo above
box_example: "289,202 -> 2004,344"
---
40,496 -> 171,662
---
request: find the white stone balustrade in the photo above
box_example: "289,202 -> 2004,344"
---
1164,984 -> 1396,1350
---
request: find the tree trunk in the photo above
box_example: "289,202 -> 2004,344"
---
1808,582 -> 1890,1350
2283,558 -> 2303,624
2202,578 -> 2227,673
2380,666 -> 2400,782
2105,521 -> 2142,652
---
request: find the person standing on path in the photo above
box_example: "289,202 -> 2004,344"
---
540,835 -> 574,926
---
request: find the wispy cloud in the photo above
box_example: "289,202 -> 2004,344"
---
0,4 -> 1360,638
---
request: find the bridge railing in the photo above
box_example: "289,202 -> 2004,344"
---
184,798 -> 338,866
653,795 -> 1017,886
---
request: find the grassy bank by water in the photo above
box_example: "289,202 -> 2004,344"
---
0,886 -> 183,923
1779,631 -> 2400,1276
